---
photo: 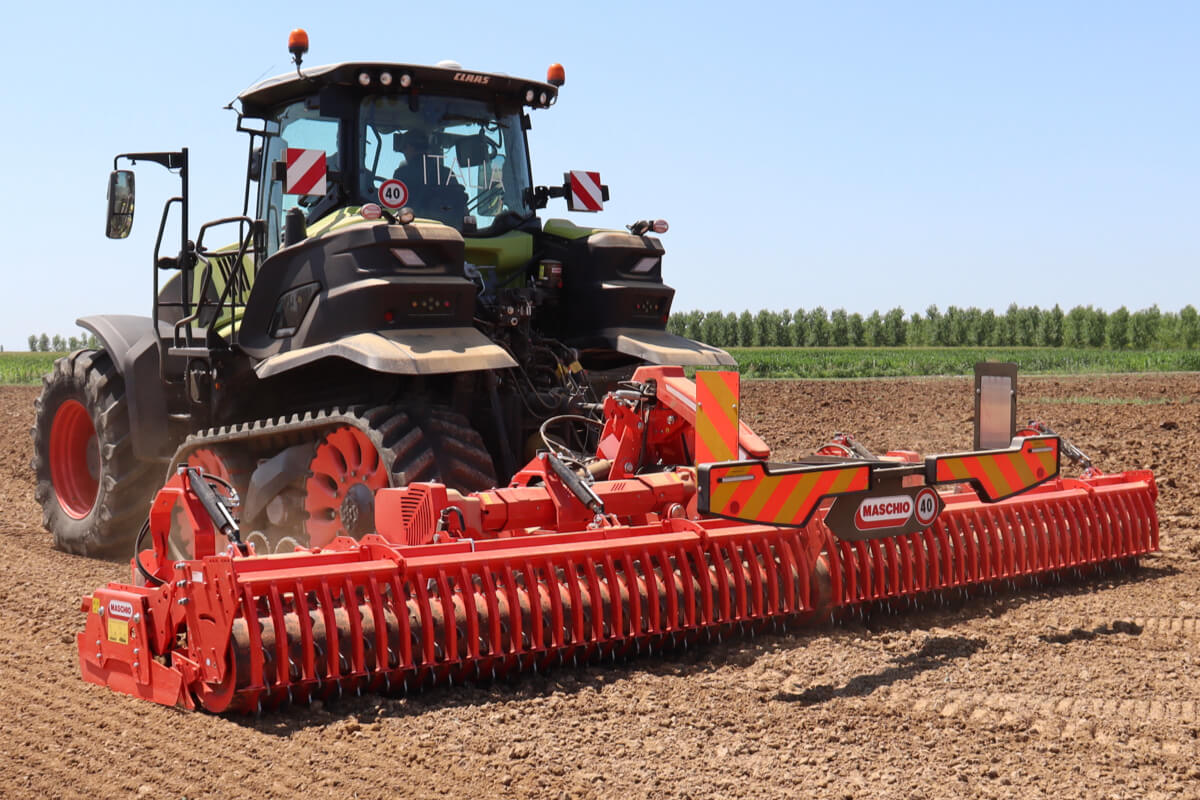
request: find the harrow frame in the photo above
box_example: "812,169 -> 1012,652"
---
76,367 -> 1160,712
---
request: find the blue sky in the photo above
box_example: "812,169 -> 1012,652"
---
2,1 -> 1196,349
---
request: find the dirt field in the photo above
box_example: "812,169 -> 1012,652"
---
2,374 -> 1199,800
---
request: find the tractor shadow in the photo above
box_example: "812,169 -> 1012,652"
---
236,559 -> 1175,735
774,634 -> 986,705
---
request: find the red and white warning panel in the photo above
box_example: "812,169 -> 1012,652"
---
285,148 -> 327,196
567,170 -> 604,212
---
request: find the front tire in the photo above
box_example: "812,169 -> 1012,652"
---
31,350 -> 160,557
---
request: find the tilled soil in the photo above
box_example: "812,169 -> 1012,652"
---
2,375 -> 1199,800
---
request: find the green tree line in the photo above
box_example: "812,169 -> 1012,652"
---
667,304 -> 1200,350
27,332 -> 101,353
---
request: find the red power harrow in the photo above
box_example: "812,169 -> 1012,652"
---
77,367 -> 1159,712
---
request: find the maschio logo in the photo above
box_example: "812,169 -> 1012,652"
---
453,72 -> 490,85
854,495 -> 914,530
108,599 -> 134,619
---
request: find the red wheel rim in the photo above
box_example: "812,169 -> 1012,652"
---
170,449 -> 240,560
305,426 -> 387,547
49,399 -> 99,519
187,448 -> 241,512
188,448 -> 235,485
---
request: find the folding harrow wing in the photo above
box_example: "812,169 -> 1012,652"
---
77,367 -> 1159,712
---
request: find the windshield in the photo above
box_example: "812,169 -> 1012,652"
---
360,96 -> 532,230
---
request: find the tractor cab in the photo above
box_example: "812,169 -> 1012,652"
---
240,60 -> 550,248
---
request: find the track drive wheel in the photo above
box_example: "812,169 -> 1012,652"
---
31,350 -> 160,557
301,407 -> 497,548
304,425 -> 390,547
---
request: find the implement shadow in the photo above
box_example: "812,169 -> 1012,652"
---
774,634 -> 985,705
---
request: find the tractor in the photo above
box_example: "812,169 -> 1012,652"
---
32,30 -> 731,559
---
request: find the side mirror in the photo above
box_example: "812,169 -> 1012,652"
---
106,170 -> 135,239
248,146 -> 262,183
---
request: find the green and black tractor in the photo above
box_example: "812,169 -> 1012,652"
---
32,31 -> 732,558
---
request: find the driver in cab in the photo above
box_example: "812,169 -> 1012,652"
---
393,130 -> 468,225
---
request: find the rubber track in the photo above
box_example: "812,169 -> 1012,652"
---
166,407 -> 393,484
167,405 -> 494,491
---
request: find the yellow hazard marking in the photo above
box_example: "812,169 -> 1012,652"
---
934,438 -> 1059,500
707,463 -> 869,525
107,619 -> 129,645
1010,451 -> 1037,487
91,597 -> 101,614
940,458 -> 970,482
695,372 -> 739,464
978,454 -> 1009,494
708,464 -> 752,511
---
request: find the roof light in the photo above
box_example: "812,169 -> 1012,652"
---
652,219 -> 669,233
399,72 -> 413,88
379,71 -> 393,86
547,63 -> 565,87
525,88 -> 536,103
539,92 -> 548,105
288,29 -> 309,64
358,71 -> 371,86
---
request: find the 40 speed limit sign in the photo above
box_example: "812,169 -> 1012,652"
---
913,487 -> 940,526
378,179 -> 409,209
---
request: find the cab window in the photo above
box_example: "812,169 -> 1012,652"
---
258,102 -> 341,253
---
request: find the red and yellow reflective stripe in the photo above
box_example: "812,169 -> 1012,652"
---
704,461 -> 870,526
931,436 -> 1059,501
695,371 -> 740,465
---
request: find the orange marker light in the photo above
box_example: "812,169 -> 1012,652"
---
288,29 -> 309,59
547,63 -> 565,87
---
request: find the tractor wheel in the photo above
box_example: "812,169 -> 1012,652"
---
31,350 -> 159,558
300,407 -> 497,549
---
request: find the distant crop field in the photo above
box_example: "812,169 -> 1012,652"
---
3,348 -> 1199,385
0,353 -> 57,385
727,347 -> 1200,378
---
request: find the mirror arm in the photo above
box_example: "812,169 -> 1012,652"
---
114,151 -> 186,171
